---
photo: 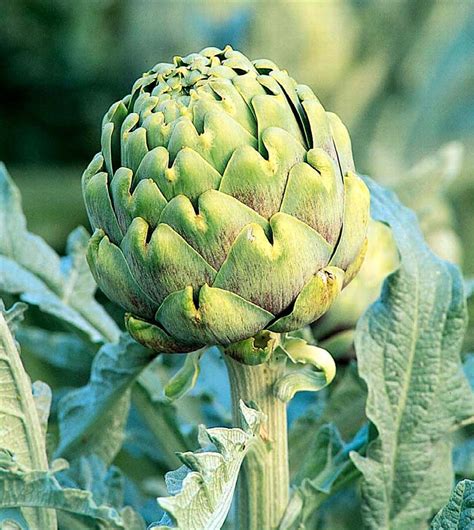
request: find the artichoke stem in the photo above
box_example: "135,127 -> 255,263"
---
224,353 -> 289,530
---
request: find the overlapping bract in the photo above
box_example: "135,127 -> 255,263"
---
82,46 -> 369,353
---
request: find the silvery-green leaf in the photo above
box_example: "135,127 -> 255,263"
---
59,226 -> 120,342
0,164 -> 119,344
279,424 -> 367,530
430,479 -> 474,530
351,177 -> 474,530
55,334 -> 153,463
0,163 -> 62,291
0,452 -> 144,530
0,311 -> 57,529
151,401 -> 264,530
16,326 -> 94,374
289,363 -> 367,479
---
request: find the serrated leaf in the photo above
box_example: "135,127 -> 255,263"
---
430,479 -> 474,529
0,163 -> 119,343
151,401 -> 264,530
0,163 -> 62,290
0,311 -> 57,529
351,177 -> 474,530
279,424 -> 367,530
0,452 -> 145,530
55,334 -> 153,463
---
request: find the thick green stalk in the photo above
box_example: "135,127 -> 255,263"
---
224,354 -> 289,530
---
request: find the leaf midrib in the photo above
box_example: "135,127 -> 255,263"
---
384,252 -> 421,524
0,313 -> 58,529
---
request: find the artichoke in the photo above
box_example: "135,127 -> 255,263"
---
82,46 -> 370,354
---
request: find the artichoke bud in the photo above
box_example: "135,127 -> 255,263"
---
82,45 -> 370,354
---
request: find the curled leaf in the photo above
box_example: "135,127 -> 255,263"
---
0,451 -> 145,530
274,338 -> 336,402
164,349 -> 205,402
152,401 -> 264,530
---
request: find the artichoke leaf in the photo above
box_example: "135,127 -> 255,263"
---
0,451 -> 145,530
152,401 -> 264,530
55,333 -> 154,463
296,85 -> 337,160
0,308 -> 57,530
82,154 -> 123,244
167,110 -> 256,174
351,177 -> 474,530
430,479 -> 474,529
136,146 -> 221,203
159,189 -> 270,270
274,337 -> 336,402
164,348 -> 206,401
126,314 -> 199,354
110,167 -> 167,231
121,113 -> 149,173
327,112 -> 355,176
329,171 -> 370,280
101,99 -> 128,175
252,90 -> 306,149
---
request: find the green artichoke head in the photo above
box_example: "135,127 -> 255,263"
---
82,45 -> 370,354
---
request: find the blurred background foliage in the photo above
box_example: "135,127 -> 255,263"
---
0,0 -> 473,332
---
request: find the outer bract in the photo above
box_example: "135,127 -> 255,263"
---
82,46 -> 370,354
